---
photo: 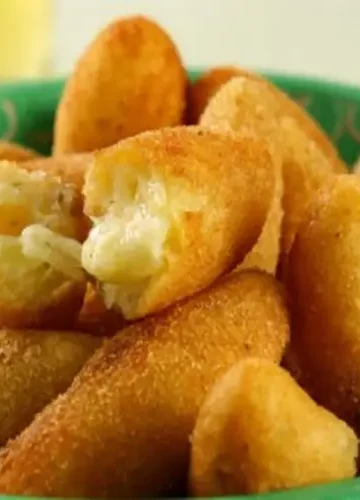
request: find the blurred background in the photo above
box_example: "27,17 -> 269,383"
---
0,0 -> 359,85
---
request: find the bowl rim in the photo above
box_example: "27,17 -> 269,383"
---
0,69 -> 360,100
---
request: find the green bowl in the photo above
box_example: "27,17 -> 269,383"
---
1,70 -> 360,165
0,70 -> 360,500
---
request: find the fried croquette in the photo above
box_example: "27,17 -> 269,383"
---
0,141 -> 41,163
187,66 -> 259,125
53,16 -> 187,154
0,162 -> 88,328
0,270 -> 290,498
287,174 -> 360,429
74,283 -> 128,337
22,153 -> 92,191
189,359 -> 357,497
0,329 -> 100,445
0,224 -> 86,329
200,76 -> 346,261
81,127 -> 276,319
0,161 -> 87,240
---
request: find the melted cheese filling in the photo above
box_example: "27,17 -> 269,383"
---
82,166 -> 204,316
21,224 -> 84,281
82,176 -> 170,291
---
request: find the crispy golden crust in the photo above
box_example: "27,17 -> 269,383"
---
0,141 -> 41,163
200,76 -> 345,261
83,127 -> 276,318
189,359 -> 357,497
22,153 -> 92,191
287,174 -> 360,428
74,283 -> 128,337
0,279 -> 86,330
0,270 -> 289,497
186,66 -> 258,125
0,329 -> 100,445
53,16 -> 187,154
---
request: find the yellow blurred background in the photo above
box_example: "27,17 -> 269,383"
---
0,0 -> 51,79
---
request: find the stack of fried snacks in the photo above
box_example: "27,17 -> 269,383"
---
200,73 -> 346,273
0,14 -> 359,500
0,271 -> 289,497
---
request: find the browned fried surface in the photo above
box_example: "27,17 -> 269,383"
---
54,16 -> 187,154
0,141 -> 41,163
200,76 -> 345,262
74,284 -> 128,337
0,271 -> 289,497
190,359 -> 357,497
22,153 -> 92,191
287,174 -> 360,428
186,66 -> 258,125
0,279 -> 86,330
0,329 -> 100,445
84,127 -> 276,318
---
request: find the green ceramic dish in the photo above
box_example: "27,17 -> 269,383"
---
1,70 -> 360,165
0,70 -> 359,500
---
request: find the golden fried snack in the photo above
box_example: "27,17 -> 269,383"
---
0,161 -> 87,239
53,16 -> 186,154
0,141 -> 41,162
74,283 -> 128,337
200,76 -> 346,261
287,174 -> 360,428
0,329 -> 100,445
81,127 -> 275,319
189,359 -> 357,497
187,66 -> 258,125
0,162 -> 88,328
22,153 -> 92,190
0,270 -> 290,498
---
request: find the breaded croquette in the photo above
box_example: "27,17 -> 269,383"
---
0,162 -> 88,328
190,359 -> 357,497
200,76 -> 346,262
288,174 -> 360,429
0,270 -> 289,498
0,329 -> 101,445
22,153 -> 92,191
187,66 -> 258,124
54,16 -> 187,154
0,141 -> 41,163
81,127 -> 276,319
